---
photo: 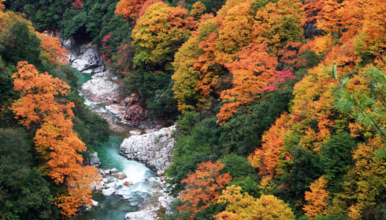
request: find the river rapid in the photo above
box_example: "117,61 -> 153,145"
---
75,70 -> 158,220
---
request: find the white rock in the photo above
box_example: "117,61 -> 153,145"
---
110,168 -> 118,174
81,71 -> 120,105
102,187 -> 115,196
63,39 -> 105,74
106,182 -> 117,188
129,129 -> 142,135
91,199 -> 98,206
119,125 -> 176,174
106,104 -> 125,117
158,196 -> 168,209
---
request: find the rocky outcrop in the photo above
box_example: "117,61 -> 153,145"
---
63,39 -> 105,73
105,93 -> 148,126
125,103 -> 148,126
84,152 -> 101,168
81,71 -> 121,104
120,125 -> 176,175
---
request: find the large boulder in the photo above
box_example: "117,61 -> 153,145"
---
112,172 -> 127,180
124,103 -> 148,126
63,39 -> 105,74
123,93 -> 140,106
84,152 -> 101,168
81,71 -> 120,104
102,187 -> 115,196
120,125 -> 176,175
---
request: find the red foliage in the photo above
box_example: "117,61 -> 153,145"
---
101,34 -> 113,60
262,70 -> 296,92
71,0 -> 83,9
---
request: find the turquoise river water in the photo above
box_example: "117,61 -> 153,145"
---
75,70 -> 157,220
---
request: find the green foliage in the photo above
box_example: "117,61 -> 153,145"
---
289,146 -> 324,198
93,14 -> 132,50
219,89 -> 293,156
0,128 -> 57,220
0,21 -> 42,69
229,176 -> 260,197
49,65 -> 79,91
320,133 -> 357,191
298,215 -> 349,220
221,154 -> 255,178
0,57 -> 15,104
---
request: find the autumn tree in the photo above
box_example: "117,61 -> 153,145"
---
115,0 -> 146,20
11,62 -> 99,218
36,32 -> 69,66
137,0 -> 163,20
215,185 -> 295,220
217,44 -> 278,124
335,137 -> 386,219
172,0 -> 303,123
178,160 -> 232,219
132,2 -> 196,70
190,2 -> 206,20
252,0 -> 304,55
248,112 -> 290,177
303,176 -> 330,219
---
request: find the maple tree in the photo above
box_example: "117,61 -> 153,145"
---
303,176 -> 330,219
248,112 -> 290,177
36,32 -> 69,66
177,160 -> 231,219
11,62 -> 99,218
137,0 -> 163,20
217,44 -> 278,124
115,0 -> 146,20
215,185 -> 295,220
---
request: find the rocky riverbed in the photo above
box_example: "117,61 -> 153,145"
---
69,42 -> 176,218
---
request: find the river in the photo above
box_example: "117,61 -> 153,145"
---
75,70 -> 158,220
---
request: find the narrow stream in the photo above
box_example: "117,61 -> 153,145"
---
75,70 -> 157,220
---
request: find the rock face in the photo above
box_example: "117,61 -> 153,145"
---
125,103 -> 148,126
63,39 -> 105,73
81,71 -> 121,104
84,152 -> 101,168
120,125 -> 176,175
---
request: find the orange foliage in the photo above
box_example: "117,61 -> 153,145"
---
36,32 -> 69,66
303,176 -> 330,219
172,0 -> 303,122
217,44 -> 277,125
11,62 -> 99,218
248,112 -> 290,177
279,41 -> 306,71
115,0 -> 146,20
137,0 -> 162,19
178,161 -> 232,219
